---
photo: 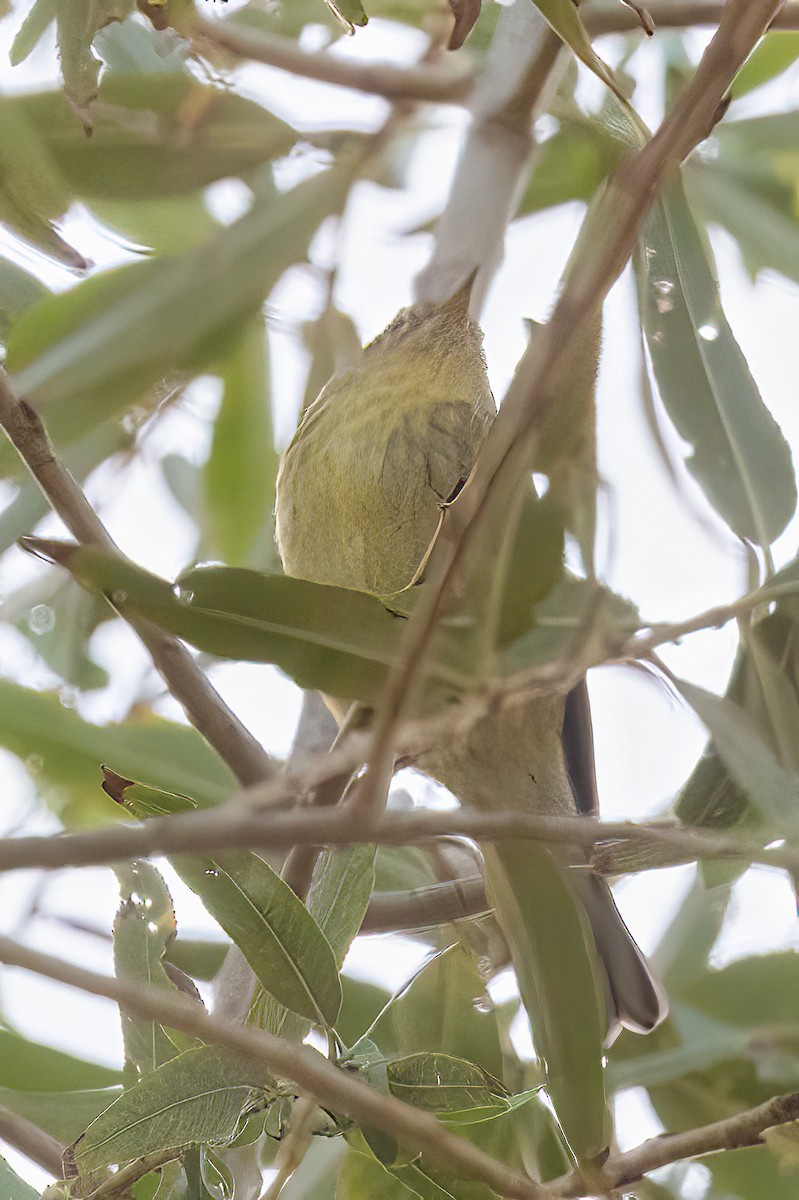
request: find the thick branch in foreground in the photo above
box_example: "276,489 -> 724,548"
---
588,0 -> 799,33
191,14 -> 472,103
0,803 -> 790,876
0,937 -> 542,1200
0,374 -> 273,788
0,1106 -> 64,1177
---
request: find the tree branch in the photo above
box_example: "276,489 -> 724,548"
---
0,802 -> 791,876
0,373 -> 274,788
587,0 -> 799,34
0,1105 -> 64,1178
0,937 -> 543,1200
190,14 -> 473,104
414,1 -> 563,308
547,1091 -> 799,1196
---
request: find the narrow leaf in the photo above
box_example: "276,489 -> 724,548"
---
532,0 -> 625,101
636,174 -> 796,546
67,1046 -> 273,1188
674,677 -> 799,829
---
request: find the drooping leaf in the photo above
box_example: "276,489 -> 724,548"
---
483,841 -> 609,1162
67,1046 -> 273,1190
636,174 -> 796,547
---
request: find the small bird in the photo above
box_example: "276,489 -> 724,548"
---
275,281 -> 665,1160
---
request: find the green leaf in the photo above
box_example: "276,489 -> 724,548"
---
203,318 -> 279,568
10,0 -> 57,65
681,952 -> 799,1033
28,542 -> 470,703
531,0 -> 625,102
306,844 -> 376,970
686,159 -> 799,289
733,31 -> 799,96
607,1004 -> 748,1093
4,570 -> 110,690
635,174 -> 796,547
110,772 -> 343,1025
114,861 -> 195,1077
324,0 -> 369,30
0,1085 -> 122,1143
174,852 -> 343,1026
0,1028 -> 122,1092
67,1046 -> 273,1190
0,101 -> 84,269
0,1157 -> 38,1200
6,74 -> 295,203
483,842 -> 609,1162
385,1053 -> 513,1122
6,166 -> 351,433
54,0 -> 134,108
0,258 -> 49,343
517,115 -> 621,217
0,677 -> 235,825
673,677 -> 799,830
360,944 -> 505,1082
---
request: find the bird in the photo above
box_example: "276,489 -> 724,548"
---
275,279 -> 666,1161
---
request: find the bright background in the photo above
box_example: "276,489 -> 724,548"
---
1,1 -> 798,1190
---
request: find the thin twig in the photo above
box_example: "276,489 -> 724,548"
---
548,1091 -> 799,1196
187,4 -> 799,111
0,1106 -> 65,1178
587,0 -> 799,34
0,373 -> 274,788
190,14 -> 473,103
0,937 -> 543,1200
0,803 -> 792,875
359,0 -> 786,817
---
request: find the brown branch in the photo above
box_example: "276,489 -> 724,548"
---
0,1105 -> 65,1178
190,14 -> 473,104
0,937 -> 543,1200
0,802 -> 792,875
547,1091 -> 799,1196
0,373 -> 274,788
587,0 -> 799,34
361,874 -> 490,932
415,2 -> 564,307
359,0 -> 786,801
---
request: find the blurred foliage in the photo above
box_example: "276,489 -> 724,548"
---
1,2 -> 799,1198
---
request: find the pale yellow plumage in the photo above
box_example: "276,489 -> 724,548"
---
275,283 -> 665,1160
